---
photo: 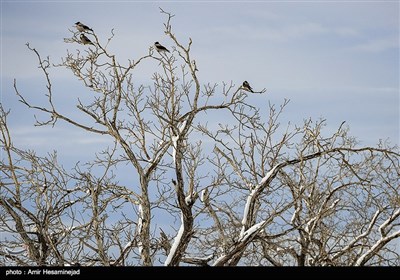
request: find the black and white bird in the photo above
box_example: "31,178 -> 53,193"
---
75,22 -> 93,32
192,60 -> 198,71
80,34 -> 94,45
154,42 -> 170,53
242,81 -> 254,93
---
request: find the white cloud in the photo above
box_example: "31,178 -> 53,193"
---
350,36 -> 399,53
11,125 -> 110,153
209,22 -> 328,44
333,27 -> 359,37
207,21 -> 363,47
270,22 -> 328,42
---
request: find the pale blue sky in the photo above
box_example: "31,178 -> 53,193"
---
1,0 -> 399,166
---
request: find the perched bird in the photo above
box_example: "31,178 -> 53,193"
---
242,81 -> 254,93
154,42 -> 170,53
192,60 -> 199,71
75,21 -> 93,32
80,34 -> 94,45
200,188 -> 209,203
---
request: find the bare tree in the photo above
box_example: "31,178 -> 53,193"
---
1,10 -> 399,266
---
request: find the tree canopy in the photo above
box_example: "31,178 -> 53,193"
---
1,10 -> 399,266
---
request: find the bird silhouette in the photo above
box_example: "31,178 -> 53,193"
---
75,22 -> 93,32
192,60 -> 199,71
242,81 -> 254,93
154,42 -> 170,53
80,34 -> 94,45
